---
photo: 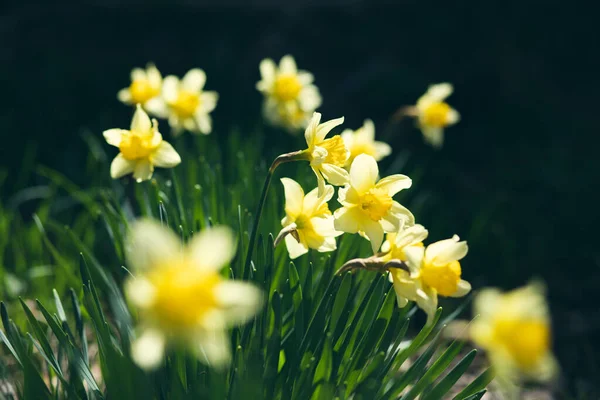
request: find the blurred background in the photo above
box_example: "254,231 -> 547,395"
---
1,0 -> 598,397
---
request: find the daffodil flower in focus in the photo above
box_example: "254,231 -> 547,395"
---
256,55 -> 322,132
341,119 -> 391,167
103,105 -> 181,182
303,112 -> 350,196
124,219 -> 263,370
390,234 -> 471,323
414,83 -> 460,148
162,69 -> 218,135
117,63 -> 164,115
470,283 -> 558,398
333,154 -> 414,253
276,178 -> 341,259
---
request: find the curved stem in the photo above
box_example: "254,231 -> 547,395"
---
243,150 -> 307,276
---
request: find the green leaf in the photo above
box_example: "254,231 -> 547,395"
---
422,349 -> 478,400
453,367 -> 495,400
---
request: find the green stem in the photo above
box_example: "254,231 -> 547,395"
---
243,150 -> 307,276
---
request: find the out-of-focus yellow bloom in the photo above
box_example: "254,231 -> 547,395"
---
124,219 -> 263,370
414,83 -> 460,148
341,119 -> 391,167
162,69 -> 218,135
256,55 -> 322,132
278,178 -> 342,259
333,154 -> 414,253
470,283 -> 558,397
103,105 -> 180,182
117,64 -> 164,115
303,112 -> 350,196
389,235 -> 471,323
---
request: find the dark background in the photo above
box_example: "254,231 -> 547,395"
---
1,1 -> 598,397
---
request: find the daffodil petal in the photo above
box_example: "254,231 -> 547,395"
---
316,236 -> 337,253
375,174 -> 412,196
450,279 -> 471,297
124,277 -> 156,309
302,184 -> 333,216
201,91 -> 218,113
162,76 -> 179,102
315,116 -> 344,143
284,234 -> 309,259
182,68 -> 206,92
196,329 -> 231,369
403,246 -> 425,272
350,154 -> 378,194
103,129 -> 125,147
151,142 -> 181,168
195,114 -> 212,135
425,236 -> 468,266
131,330 -> 165,370
214,281 -> 263,326
130,105 -> 152,133
304,112 -> 322,147
362,219 -> 384,253
110,154 -> 135,179
426,83 -> 453,102
421,126 -> 444,148
133,160 -> 154,182
126,219 -> 180,271
188,226 -> 236,271
333,207 -> 361,234
279,54 -> 297,74
117,88 -> 132,103
258,58 -> 276,86
131,68 -> 146,81
320,163 -> 350,186
281,178 -> 304,219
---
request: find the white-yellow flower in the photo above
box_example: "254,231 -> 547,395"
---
381,224 -> 428,262
341,119 -> 391,167
389,234 -> 471,323
415,83 -> 460,148
470,283 -> 557,397
124,219 -> 263,370
278,178 -> 342,259
333,154 -> 414,253
257,55 -> 322,132
162,69 -> 218,135
304,112 -> 350,196
117,64 -> 164,115
103,105 -> 181,182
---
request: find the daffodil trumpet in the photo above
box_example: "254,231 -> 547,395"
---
243,150 -> 310,272
335,255 -> 410,275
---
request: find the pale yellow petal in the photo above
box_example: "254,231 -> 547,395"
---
285,234 -> 308,259
315,116 -> 344,143
126,219 -> 180,271
131,330 -> 165,370
152,142 -> 181,168
162,75 -> 180,102
350,154 -> 378,194
133,160 -> 154,182
303,184 -> 334,216
425,236 -> 468,266
280,178 -> 304,219
146,63 -> 162,86
394,224 -> 428,249
213,281 -> 263,326
124,277 -> 156,309
374,141 -> 392,160
130,105 -> 152,133
426,83 -> 453,102
449,279 -> 471,297
258,58 -> 276,88
117,88 -> 132,103
362,218 -> 385,253
110,154 -> 135,179
375,174 -> 412,196
304,112 -> 322,147
196,329 -> 231,369
333,206 -> 361,234
320,163 -> 350,186
279,55 -> 297,74
182,68 -> 206,92
421,126 -> 444,148
130,67 -> 146,81
103,128 -> 125,147
403,245 -> 425,272
200,91 -> 218,113
188,226 -> 236,271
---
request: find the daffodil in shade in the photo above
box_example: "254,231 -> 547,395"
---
414,83 -> 460,148
334,154 -> 414,253
304,112 -> 350,196
117,63 -> 164,115
124,219 -> 263,370
103,105 -> 181,182
390,234 -> 471,323
277,178 -> 341,259
162,69 -> 218,135
341,119 -> 391,167
470,283 -> 557,398
256,55 -> 322,132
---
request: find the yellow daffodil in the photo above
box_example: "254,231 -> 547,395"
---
277,178 -> 342,259
470,283 -> 558,398
257,55 -> 322,132
333,154 -> 414,253
103,105 -> 181,182
414,83 -> 460,148
117,64 -> 164,115
341,119 -> 391,167
304,112 -> 350,196
381,224 -> 428,262
124,219 -> 263,370
162,69 -> 218,135
389,235 -> 471,323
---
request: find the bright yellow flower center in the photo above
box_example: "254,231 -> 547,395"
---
146,260 -> 221,330
421,260 -> 461,296
274,74 -> 302,102
129,79 -> 160,104
319,136 -> 348,167
359,188 -> 393,221
170,90 -> 201,118
119,132 -> 160,161
492,319 -> 549,370
422,102 -> 451,127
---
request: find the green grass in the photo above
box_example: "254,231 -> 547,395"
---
0,127 -> 489,399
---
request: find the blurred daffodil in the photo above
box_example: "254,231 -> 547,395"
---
117,64 -> 164,115
341,119 -> 391,167
414,83 -> 460,148
124,219 -> 263,370
103,105 -> 180,182
162,69 -> 218,135
304,112 -> 350,196
276,178 -> 341,259
257,55 -> 322,132
334,154 -> 414,253
389,234 -> 471,323
470,283 -> 558,398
